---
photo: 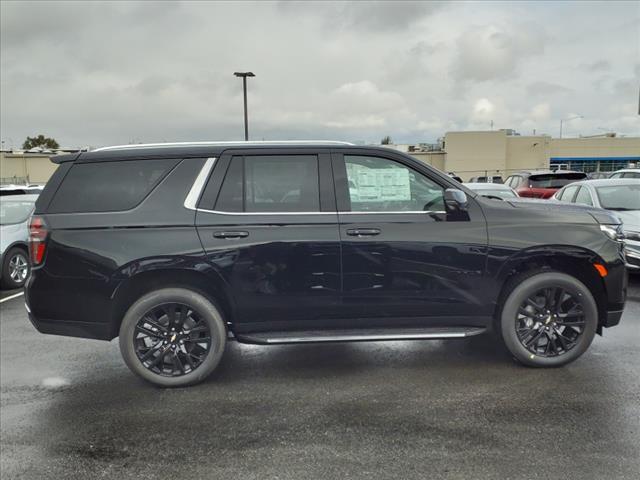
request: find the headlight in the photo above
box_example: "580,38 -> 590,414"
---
600,224 -> 625,241
625,231 -> 640,242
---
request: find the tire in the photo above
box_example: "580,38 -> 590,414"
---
119,288 -> 226,387
499,271 -> 598,367
1,247 -> 30,289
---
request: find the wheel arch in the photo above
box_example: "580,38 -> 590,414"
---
493,246 -> 608,332
108,267 -> 235,340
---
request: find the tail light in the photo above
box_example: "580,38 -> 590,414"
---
29,215 -> 49,266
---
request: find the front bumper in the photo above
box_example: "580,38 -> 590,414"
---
624,240 -> 640,271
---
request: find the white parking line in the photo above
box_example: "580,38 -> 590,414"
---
0,292 -> 24,304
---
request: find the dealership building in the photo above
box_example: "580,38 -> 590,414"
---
1,131 -> 639,185
402,130 -> 640,181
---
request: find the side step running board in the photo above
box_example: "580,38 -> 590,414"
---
236,327 -> 487,345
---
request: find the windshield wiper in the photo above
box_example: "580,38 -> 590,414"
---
607,207 -> 635,211
481,195 -> 504,201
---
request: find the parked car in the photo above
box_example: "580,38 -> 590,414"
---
608,168 -> 640,179
553,179 -> 640,272
587,172 -> 611,180
26,142 -> 627,386
0,184 -> 44,196
462,182 -> 519,200
468,175 -> 503,184
0,194 -> 38,288
447,172 -> 463,183
505,170 -> 587,199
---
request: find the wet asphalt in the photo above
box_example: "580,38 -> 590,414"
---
1,278 -> 639,480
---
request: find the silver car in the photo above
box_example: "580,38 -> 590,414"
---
553,179 -> 640,272
0,194 -> 38,288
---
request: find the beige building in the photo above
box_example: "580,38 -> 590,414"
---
1,151 -> 63,184
437,130 -> 639,181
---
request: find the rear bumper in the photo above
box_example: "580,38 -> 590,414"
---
27,310 -> 112,340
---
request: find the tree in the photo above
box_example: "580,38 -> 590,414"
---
22,135 -> 59,150
381,135 -> 392,145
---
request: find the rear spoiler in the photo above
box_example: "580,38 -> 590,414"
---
51,153 -> 81,164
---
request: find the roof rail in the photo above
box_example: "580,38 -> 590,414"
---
93,140 -> 354,152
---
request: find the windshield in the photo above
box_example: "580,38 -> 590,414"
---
595,184 -> 640,211
529,173 -> 587,188
0,199 -> 35,225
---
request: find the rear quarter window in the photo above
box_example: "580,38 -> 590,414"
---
48,158 -> 179,213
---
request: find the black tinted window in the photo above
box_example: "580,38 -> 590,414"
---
215,155 -> 320,213
49,159 -> 179,213
214,157 -> 243,212
529,173 -> 587,188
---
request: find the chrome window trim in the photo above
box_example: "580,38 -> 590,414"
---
194,208 -> 444,216
184,157 -> 217,211
187,156 -> 446,216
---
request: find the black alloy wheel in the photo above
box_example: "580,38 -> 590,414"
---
133,303 -> 212,377
500,271 -> 597,368
516,287 -> 585,357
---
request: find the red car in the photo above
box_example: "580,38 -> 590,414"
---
504,170 -> 587,199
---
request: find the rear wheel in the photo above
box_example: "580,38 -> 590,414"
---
500,271 -> 597,367
119,288 -> 226,387
1,247 -> 30,289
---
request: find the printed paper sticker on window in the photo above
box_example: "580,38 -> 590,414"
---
347,164 -> 411,202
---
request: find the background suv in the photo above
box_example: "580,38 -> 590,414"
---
505,170 -> 587,198
26,142 -> 627,387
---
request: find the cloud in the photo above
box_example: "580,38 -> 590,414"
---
278,1 -> 444,33
1,1 -> 638,147
581,60 -> 611,72
527,81 -> 572,97
451,23 -> 546,83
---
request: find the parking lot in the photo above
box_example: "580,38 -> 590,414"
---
0,277 -> 638,479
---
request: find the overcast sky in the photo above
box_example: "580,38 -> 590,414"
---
1,0 -> 639,148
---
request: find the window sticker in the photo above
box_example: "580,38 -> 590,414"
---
347,163 -> 411,202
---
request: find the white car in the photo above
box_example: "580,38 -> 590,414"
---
608,168 -> 640,179
0,194 -> 39,288
553,179 -> 640,271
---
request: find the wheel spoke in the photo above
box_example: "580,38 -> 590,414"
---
523,330 -> 545,347
174,352 -> 185,374
143,317 -> 168,333
136,325 -> 163,338
148,346 -> 171,368
524,297 -> 544,312
140,342 -> 163,362
553,288 -> 565,313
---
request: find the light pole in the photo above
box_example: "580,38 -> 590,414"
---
234,71 -> 255,141
559,115 -> 583,138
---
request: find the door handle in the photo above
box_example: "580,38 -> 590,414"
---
213,231 -> 249,239
346,228 -> 381,237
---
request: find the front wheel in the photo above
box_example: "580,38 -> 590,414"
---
500,271 -> 598,367
119,288 -> 226,387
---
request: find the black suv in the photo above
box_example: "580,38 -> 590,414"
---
26,142 -> 627,387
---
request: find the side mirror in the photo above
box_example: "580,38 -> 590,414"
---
444,188 -> 468,212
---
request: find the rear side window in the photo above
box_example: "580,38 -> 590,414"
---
48,158 -> 179,213
215,155 -> 320,212
561,185 -> 580,202
574,187 -> 593,206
